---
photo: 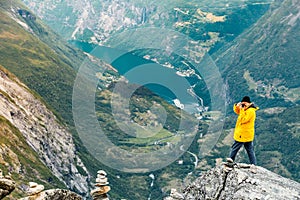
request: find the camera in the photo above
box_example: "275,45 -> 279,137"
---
241,104 -> 245,108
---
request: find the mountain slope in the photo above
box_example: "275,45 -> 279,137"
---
215,0 -> 299,103
0,64 -> 90,193
210,0 -> 300,182
0,1 -> 152,199
0,1 -> 205,199
0,0 -> 94,194
0,65 -> 83,199
0,0 -> 82,125
0,117 -> 66,199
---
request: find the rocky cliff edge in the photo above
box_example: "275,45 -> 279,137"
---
165,163 -> 300,200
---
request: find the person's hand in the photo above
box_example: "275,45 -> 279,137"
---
236,102 -> 242,107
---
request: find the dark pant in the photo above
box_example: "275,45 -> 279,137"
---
229,140 -> 257,165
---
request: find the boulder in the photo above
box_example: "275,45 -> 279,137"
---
165,163 -> 300,200
26,182 -> 44,196
0,178 -> 15,199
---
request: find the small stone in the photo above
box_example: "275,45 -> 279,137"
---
95,182 -> 109,187
237,163 -> 251,168
27,182 -> 44,196
0,178 -> 15,192
226,158 -> 234,163
215,158 -> 223,166
96,178 -> 109,185
96,177 -> 108,182
97,174 -> 106,179
92,170 -> 110,199
97,170 -> 107,176
29,182 -> 38,188
90,186 -> 111,196
20,189 -> 83,200
91,193 -> 109,200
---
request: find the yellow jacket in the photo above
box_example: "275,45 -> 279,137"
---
233,104 -> 259,142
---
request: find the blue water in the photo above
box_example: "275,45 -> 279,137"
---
70,40 -> 198,108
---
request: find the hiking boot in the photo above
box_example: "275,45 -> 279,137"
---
226,158 -> 234,163
250,164 -> 257,174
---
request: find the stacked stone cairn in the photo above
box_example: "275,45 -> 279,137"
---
90,170 -> 110,200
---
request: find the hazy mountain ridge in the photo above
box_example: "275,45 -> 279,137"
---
22,0 -> 155,42
21,0 -> 274,44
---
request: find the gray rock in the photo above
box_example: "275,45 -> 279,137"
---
165,163 -> 300,200
19,189 -> 82,200
26,182 -> 44,196
44,189 -> 83,200
91,193 -> 109,200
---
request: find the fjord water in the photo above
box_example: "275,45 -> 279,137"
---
70,40 -> 200,112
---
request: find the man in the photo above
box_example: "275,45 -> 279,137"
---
228,96 -> 259,165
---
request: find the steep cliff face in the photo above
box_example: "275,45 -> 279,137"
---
165,163 -> 300,200
0,66 -> 89,195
